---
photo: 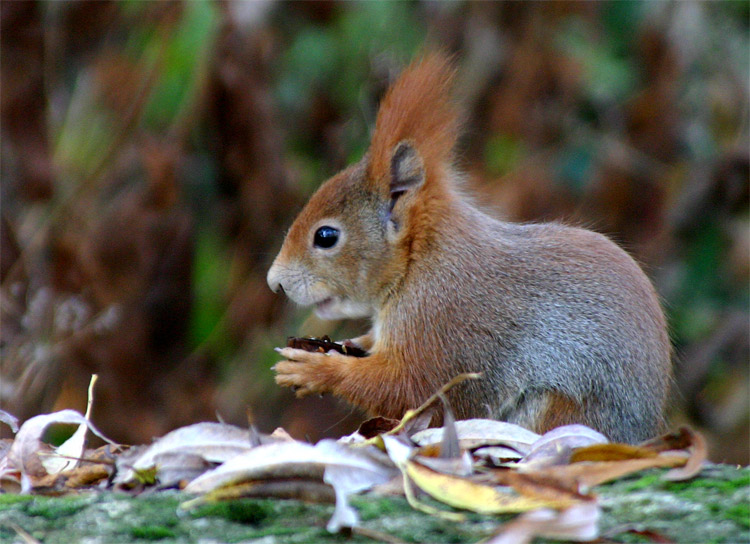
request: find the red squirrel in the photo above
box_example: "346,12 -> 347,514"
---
267,54 -> 671,443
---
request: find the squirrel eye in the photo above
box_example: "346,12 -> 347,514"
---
313,226 -> 340,249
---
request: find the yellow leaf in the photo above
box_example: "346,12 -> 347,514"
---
405,460 -> 576,514
570,443 -> 658,463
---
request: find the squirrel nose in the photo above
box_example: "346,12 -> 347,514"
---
267,263 -> 283,294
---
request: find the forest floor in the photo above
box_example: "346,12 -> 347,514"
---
0,464 -> 747,544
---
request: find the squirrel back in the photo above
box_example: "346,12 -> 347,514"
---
267,53 -> 672,443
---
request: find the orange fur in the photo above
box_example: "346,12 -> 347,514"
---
538,393 -> 588,433
368,53 -> 459,189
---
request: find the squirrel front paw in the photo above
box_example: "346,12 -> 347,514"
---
273,347 -> 348,397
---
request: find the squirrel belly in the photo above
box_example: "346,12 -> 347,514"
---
267,53 -> 672,444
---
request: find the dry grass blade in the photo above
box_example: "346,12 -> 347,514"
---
384,373 -> 482,438
351,526 -> 409,544
8,523 -> 41,544
0,410 -> 19,433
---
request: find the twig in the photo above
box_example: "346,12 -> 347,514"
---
351,526 -> 410,544
386,372 -> 482,437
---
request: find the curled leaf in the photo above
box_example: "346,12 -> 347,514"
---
519,425 -> 608,469
6,409 -> 114,490
661,427 -> 707,481
42,374 -> 100,475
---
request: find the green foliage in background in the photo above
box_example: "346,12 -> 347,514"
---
276,1 -> 426,191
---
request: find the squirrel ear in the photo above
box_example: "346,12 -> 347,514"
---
390,140 -> 425,197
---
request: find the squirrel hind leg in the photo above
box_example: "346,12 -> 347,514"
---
536,392 -> 589,433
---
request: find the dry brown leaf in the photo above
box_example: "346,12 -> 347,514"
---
531,455 -> 688,491
488,469 -> 593,504
661,427 -> 707,481
570,443 -> 658,463
638,426 -> 694,453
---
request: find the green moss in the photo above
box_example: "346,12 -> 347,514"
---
351,496 -> 410,521
193,499 -> 271,525
129,525 -> 176,540
726,503 -> 750,528
24,496 -> 90,519
0,466 -> 746,543
0,494 -> 33,506
620,471 -> 662,492
665,473 -> 750,493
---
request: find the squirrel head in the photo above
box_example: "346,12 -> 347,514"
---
267,53 -> 459,320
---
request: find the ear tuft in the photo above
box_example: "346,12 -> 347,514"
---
368,52 -> 458,189
390,141 -> 424,194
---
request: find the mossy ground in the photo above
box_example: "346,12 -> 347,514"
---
0,465 -> 747,543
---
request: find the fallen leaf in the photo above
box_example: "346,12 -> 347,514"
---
148,452 -> 213,488
114,422 -> 260,485
322,441 -> 397,531
183,441 -> 324,493
518,425 -> 609,469
382,434 -> 578,515
438,394 -> 460,459
191,479 -> 335,504
412,419 -> 540,454
660,427 -> 707,481
488,469 -> 593,505
4,409 -> 114,491
531,455 -> 688,491
405,459 -> 580,514
270,427 -> 295,441
413,450 -> 473,477
570,443 -> 658,463
183,439 -> 397,532
638,427 -> 693,453
486,502 -> 601,543
473,445 -> 525,464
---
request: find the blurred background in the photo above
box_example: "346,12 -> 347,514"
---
1,1 -> 747,463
